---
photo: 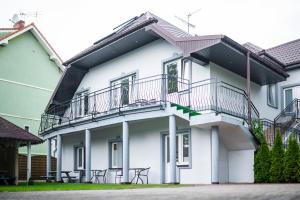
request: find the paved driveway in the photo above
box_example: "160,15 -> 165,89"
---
1,184 -> 300,200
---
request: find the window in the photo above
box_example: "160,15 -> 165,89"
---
165,59 -> 191,94
166,133 -> 190,166
284,88 -> 293,111
267,84 -> 278,107
75,146 -> 84,170
111,74 -> 136,107
75,91 -> 89,118
167,62 -> 178,94
24,126 -> 29,132
110,142 -> 122,168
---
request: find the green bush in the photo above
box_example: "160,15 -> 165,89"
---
297,149 -> 300,182
283,136 -> 299,182
252,121 -> 265,144
253,121 -> 270,183
269,129 -> 285,183
254,138 -> 270,183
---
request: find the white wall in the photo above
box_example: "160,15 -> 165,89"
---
210,62 -> 280,120
219,141 -> 229,183
180,127 -> 212,184
192,62 -> 211,83
76,39 -> 180,93
228,149 -> 254,183
277,68 -> 300,109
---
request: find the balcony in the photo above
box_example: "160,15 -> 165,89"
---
39,74 -> 259,135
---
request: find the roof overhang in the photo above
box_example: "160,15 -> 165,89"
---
0,24 -> 64,71
190,37 -> 288,85
67,28 -> 160,68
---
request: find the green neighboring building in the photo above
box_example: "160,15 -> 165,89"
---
0,21 -> 63,155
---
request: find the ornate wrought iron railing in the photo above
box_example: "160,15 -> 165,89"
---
39,75 -> 259,134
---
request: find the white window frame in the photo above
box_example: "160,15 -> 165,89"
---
74,90 -> 89,118
165,132 -> 190,166
267,83 -> 278,108
75,146 -> 84,170
111,142 -> 121,168
110,74 -> 136,108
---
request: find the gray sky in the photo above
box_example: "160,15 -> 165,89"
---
1,0 -> 300,61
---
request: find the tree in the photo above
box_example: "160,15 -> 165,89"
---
269,129 -> 285,183
254,138 -> 271,182
253,121 -> 270,183
283,136 -> 299,182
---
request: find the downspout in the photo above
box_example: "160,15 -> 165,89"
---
246,51 -> 252,127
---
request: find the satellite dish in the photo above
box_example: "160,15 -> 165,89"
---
11,14 -> 19,23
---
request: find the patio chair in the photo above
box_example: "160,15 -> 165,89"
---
114,169 -> 123,184
137,167 -> 150,184
94,169 -> 107,183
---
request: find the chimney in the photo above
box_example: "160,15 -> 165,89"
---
13,20 -> 25,30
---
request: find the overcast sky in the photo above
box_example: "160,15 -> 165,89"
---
1,0 -> 300,61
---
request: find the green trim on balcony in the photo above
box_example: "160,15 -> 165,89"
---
170,103 -> 201,117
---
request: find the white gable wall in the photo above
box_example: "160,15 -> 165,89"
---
76,39 -> 180,93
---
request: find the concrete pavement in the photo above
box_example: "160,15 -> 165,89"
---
1,184 -> 300,200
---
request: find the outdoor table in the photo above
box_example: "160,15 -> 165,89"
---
91,169 -> 107,183
74,169 -> 85,183
108,168 -> 148,184
50,170 -> 75,183
129,168 -> 146,184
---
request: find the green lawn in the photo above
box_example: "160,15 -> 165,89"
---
0,182 -> 187,192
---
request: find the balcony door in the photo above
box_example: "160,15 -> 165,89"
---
164,59 -> 189,106
74,91 -> 89,118
110,74 -> 136,109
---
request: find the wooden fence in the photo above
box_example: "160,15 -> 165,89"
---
18,154 -> 56,180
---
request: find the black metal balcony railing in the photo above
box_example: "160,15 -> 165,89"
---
274,99 -> 300,133
39,74 -> 259,134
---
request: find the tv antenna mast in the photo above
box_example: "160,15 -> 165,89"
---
175,8 -> 201,33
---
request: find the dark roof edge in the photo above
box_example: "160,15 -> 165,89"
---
64,18 -> 158,66
221,36 -> 289,78
258,50 -> 286,67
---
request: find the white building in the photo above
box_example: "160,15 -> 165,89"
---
39,12 -> 300,184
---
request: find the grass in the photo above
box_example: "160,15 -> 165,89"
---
0,182 -> 187,192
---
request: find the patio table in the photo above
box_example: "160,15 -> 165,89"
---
91,169 -> 107,183
74,169 -> 85,183
50,171 -> 76,183
108,168 -> 148,184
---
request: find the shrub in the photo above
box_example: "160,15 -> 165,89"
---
252,121 -> 265,144
254,138 -> 270,183
253,121 -> 270,183
283,136 -> 299,182
269,129 -> 285,183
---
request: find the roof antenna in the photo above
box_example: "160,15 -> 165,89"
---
175,8 -> 201,34
19,11 -> 41,21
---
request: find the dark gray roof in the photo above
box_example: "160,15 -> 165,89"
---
243,42 -> 263,53
48,12 -> 288,112
266,39 -> 300,67
0,116 -> 42,146
64,12 -> 192,65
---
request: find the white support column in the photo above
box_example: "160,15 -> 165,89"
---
85,129 -> 91,182
27,142 -> 31,183
46,138 -> 52,177
122,121 -> 129,184
169,115 -> 177,184
56,134 -> 62,182
211,126 -> 219,184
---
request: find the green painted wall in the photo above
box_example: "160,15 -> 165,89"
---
0,30 -> 62,155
